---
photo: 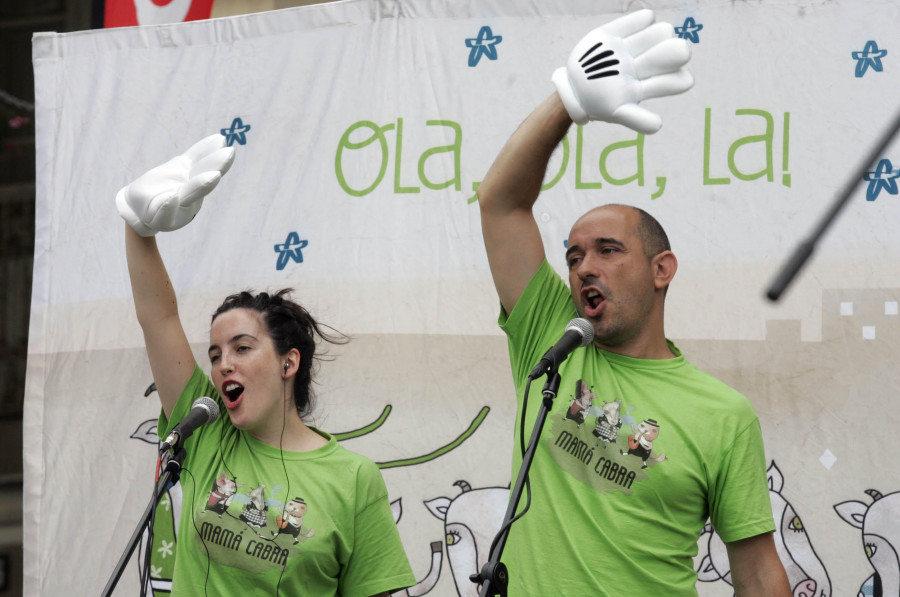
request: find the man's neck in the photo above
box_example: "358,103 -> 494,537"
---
595,335 -> 676,360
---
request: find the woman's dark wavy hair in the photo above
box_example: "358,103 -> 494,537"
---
211,288 -> 347,419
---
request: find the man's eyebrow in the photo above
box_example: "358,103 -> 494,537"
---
565,237 -> 625,259
208,333 -> 257,355
594,237 -> 625,248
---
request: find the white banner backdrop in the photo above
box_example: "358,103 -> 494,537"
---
28,0 -> 900,595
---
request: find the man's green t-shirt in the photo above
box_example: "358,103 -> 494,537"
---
499,260 -> 774,596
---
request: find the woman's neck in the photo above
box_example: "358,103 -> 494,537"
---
249,410 -> 328,452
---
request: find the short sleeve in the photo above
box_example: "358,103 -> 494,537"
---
338,460 -> 414,597
157,363 -> 220,439
708,418 -> 775,542
499,259 -> 578,383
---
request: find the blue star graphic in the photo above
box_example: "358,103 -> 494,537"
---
864,158 -> 900,201
675,17 -> 703,43
221,117 -> 252,146
274,232 -> 309,271
852,41 -> 887,78
465,26 -> 503,67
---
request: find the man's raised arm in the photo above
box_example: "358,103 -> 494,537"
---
476,9 -> 692,315
476,94 -> 572,315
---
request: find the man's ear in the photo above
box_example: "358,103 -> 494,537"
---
652,250 -> 678,290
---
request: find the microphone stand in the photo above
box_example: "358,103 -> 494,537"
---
473,370 -> 561,597
101,447 -> 186,597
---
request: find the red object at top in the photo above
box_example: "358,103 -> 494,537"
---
104,0 -> 214,28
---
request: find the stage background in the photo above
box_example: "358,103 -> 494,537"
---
27,0 -> 900,595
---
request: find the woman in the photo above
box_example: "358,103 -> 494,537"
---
119,135 -> 414,596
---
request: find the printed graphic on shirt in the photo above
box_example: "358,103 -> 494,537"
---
273,498 -> 316,544
547,379 -> 666,495
194,472 -> 316,573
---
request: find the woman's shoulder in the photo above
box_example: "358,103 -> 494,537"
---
312,429 -> 382,474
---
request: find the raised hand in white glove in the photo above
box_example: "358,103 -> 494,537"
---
116,134 -> 236,237
552,9 -> 693,134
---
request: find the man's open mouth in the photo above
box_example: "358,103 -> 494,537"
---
584,288 -> 603,309
581,286 -> 606,317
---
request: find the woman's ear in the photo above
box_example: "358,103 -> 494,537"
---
281,348 -> 301,378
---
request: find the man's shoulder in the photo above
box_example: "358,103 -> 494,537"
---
502,259 -> 574,330
671,353 -> 756,410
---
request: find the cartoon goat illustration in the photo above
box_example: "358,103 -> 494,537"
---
383,498 -> 443,596
425,481 -> 508,597
697,461 -> 830,597
835,488 -> 900,597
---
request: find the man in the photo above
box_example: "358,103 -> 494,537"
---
476,10 -> 791,596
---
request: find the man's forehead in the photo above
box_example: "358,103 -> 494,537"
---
573,205 -> 636,226
569,206 -> 638,241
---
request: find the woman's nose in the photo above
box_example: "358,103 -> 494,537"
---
218,357 -> 234,375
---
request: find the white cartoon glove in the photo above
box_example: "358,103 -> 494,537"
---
552,9 -> 693,134
116,134 -> 235,236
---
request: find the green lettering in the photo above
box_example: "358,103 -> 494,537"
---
728,109 -> 774,182
394,118 -> 420,194
599,134 -> 644,186
575,126 -> 603,189
703,108 -> 729,185
651,176 -> 666,199
782,112 -> 791,187
541,136 -> 570,191
335,120 -> 393,197
418,120 -> 462,191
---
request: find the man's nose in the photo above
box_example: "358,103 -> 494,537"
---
576,254 -> 599,280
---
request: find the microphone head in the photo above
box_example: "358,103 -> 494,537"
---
192,396 -> 220,423
566,318 -> 595,346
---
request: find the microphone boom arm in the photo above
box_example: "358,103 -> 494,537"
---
767,106 -> 900,301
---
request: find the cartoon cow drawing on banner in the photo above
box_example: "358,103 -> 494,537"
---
697,461 -> 831,597
425,481 -> 509,597
389,497 -> 443,597
834,488 -> 900,597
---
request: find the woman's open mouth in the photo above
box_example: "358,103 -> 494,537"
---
223,381 -> 245,409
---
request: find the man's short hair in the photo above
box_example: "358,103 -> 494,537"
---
630,206 -> 670,259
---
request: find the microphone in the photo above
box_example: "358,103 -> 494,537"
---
528,318 -> 595,379
161,396 -> 219,451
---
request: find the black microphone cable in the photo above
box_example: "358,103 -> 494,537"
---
275,375 -> 292,596
486,377 -> 537,563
